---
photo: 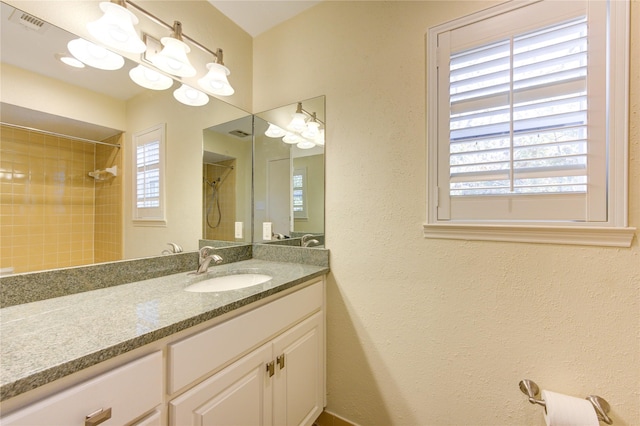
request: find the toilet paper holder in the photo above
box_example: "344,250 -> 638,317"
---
519,379 -> 612,425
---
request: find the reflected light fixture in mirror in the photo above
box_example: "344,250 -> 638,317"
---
55,53 -> 85,68
288,104 -> 307,132
174,84 -> 209,106
150,21 -> 196,77
129,64 -> 173,90
87,0 -> 146,54
266,102 -> 325,149
67,38 -> 124,70
265,123 -> 287,138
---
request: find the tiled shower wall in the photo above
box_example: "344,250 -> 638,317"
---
0,125 -> 122,274
203,160 -> 236,241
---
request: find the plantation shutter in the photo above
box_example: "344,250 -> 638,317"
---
133,124 -> 165,221
436,0 -> 607,221
136,141 -> 160,208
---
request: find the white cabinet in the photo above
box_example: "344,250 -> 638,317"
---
1,352 -> 163,426
169,282 -> 325,426
169,343 -> 273,425
0,277 -> 325,426
272,313 -> 324,426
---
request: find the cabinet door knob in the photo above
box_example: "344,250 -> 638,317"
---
266,361 -> 275,377
277,354 -> 285,370
85,407 -> 112,426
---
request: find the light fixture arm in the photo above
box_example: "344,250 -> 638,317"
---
170,21 -> 184,41
296,102 -> 325,125
124,0 -> 221,61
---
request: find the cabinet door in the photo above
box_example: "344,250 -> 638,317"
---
169,343 -> 273,426
272,313 -> 324,426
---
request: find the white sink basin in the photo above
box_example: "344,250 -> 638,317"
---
185,273 -> 272,292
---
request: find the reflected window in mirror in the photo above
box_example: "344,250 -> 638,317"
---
133,124 -> 166,224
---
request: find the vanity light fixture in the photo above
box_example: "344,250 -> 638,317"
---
129,64 -> 173,90
87,0 -> 146,54
173,84 -> 209,106
150,21 -> 197,77
197,48 -> 235,96
67,38 -> 124,70
265,123 -> 287,138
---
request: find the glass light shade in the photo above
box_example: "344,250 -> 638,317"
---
314,129 -> 325,146
287,112 -> 307,132
87,2 -> 145,54
197,62 -> 234,96
282,133 -> 302,144
265,123 -> 286,138
297,139 -> 317,150
173,84 -> 209,106
56,53 -> 84,68
129,64 -> 173,90
301,121 -> 320,139
151,37 -> 196,77
67,38 -> 124,70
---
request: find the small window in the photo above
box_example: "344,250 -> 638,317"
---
425,0 -> 633,246
133,124 -> 166,224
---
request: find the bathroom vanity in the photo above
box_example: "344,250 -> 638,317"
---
0,258 -> 327,426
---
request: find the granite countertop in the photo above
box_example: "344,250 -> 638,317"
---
0,259 -> 328,401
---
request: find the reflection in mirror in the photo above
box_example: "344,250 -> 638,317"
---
254,96 -> 325,247
202,115 -> 253,244
0,2 -> 251,275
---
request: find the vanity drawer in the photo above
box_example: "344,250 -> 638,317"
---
1,352 -> 162,426
168,280 -> 323,394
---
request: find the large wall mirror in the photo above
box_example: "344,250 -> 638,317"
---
254,96 -> 325,247
0,1 -> 251,275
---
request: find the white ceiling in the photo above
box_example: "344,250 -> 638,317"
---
208,0 -> 321,37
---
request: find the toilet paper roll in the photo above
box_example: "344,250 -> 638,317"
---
542,390 -> 599,426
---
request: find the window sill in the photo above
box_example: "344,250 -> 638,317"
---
133,219 -> 167,227
423,223 -> 636,247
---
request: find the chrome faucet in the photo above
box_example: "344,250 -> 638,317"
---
196,246 -> 223,274
301,234 -> 320,247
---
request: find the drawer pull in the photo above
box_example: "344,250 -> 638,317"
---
266,361 -> 275,377
85,407 -> 112,426
277,354 -> 285,370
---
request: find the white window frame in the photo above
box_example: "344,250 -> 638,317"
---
425,0 -> 634,247
132,123 -> 166,226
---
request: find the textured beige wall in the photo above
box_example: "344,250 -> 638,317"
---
254,1 -> 640,425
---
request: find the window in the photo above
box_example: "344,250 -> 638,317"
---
293,167 -> 308,219
425,0 -> 633,246
133,124 -> 166,224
